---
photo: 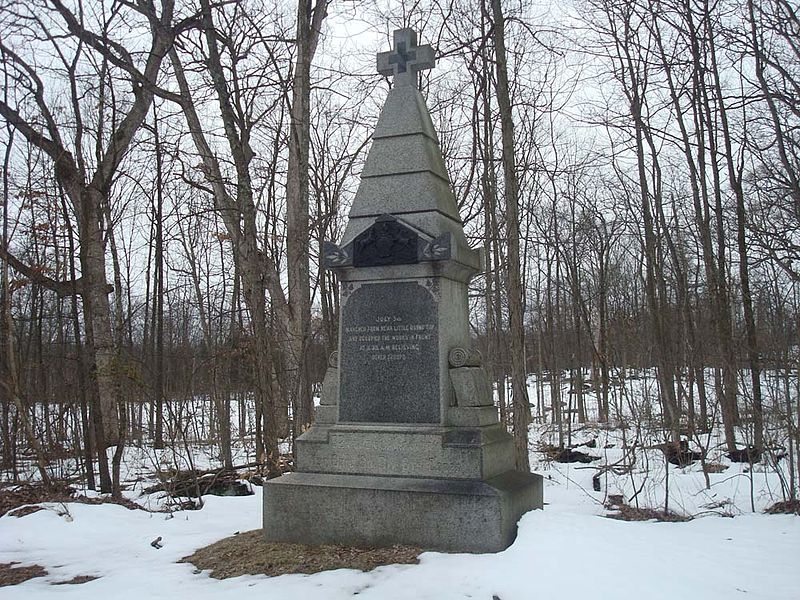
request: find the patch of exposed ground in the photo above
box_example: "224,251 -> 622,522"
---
765,499 -> 800,516
180,530 -> 421,579
0,562 -> 99,588
604,495 -> 692,522
0,483 -> 145,518
7,505 -> 44,518
52,575 -> 100,585
607,505 -> 692,522
0,562 -> 47,587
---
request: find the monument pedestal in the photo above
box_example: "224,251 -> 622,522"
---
264,470 -> 541,553
295,423 -> 516,480
263,27 -> 543,553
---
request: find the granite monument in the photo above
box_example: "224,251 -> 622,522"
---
263,28 -> 543,553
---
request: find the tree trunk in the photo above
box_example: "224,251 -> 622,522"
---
286,0 -> 328,438
80,188 -> 120,449
490,0 -> 531,471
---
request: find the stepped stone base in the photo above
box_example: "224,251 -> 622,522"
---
295,423 -> 515,480
263,470 -> 543,553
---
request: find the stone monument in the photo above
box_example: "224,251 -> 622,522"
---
263,28 -> 543,553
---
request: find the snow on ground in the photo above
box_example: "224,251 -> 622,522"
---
3,369 -> 798,598
1,475 -> 798,599
537,423 -> 794,516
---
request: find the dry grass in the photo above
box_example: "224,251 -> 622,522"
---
180,530 -> 421,579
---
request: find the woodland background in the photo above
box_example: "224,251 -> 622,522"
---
0,0 -> 798,504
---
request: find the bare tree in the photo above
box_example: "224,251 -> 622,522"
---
0,0 -> 177,491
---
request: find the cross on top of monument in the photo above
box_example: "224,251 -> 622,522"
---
377,28 -> 435,88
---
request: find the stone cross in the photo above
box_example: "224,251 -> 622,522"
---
377,28 -> 435,87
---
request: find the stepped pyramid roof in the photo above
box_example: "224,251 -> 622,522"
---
338,29 -> 476,272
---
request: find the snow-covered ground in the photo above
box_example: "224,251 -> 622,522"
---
2,464 -> 798,599
2,368 -> 798,598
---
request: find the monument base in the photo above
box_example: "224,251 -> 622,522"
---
263,470 -> 543,553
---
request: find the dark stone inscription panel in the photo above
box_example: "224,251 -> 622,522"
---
353,219 -> 419,267
339,281 -> 439,423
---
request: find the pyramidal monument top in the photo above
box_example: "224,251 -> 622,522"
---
335,28 -> 476,270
